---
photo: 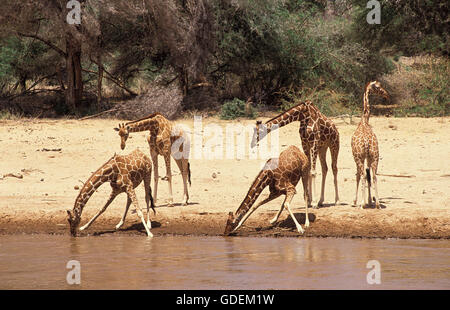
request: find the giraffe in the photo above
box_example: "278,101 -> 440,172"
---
351,81 -> 389,209
66,149 -> 155,237
251,100 -> 340,209
224,145 -> 310,235
115,113 -> 191,206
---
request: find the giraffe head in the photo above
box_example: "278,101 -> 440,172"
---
114,123 -> 130,150
66,210 -> 80,237
224,212 -> 236,235
251,120 -> 264,148
367,81 -> 390,101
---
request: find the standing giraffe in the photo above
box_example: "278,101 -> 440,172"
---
66,149 -> 155,237
251,101 -> 340,208
224,145 -> 310,235
351,81 -> 389,209
115,113 -> 191,206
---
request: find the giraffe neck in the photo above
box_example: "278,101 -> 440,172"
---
72,159 -> 114,221
126,119 -> 154,133
362,87 -> 371,124
231,169 -> 271,226
259,104 -> 309,141
125,113 -> 166,133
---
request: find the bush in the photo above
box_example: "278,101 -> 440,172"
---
384,56 -> 449,117
220,98 -> 256,120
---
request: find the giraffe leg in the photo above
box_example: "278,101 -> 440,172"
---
360,165 -> 367,209
268,193 -> 286,224
144,172 -> 155,228
283,190 -> 305,234
163,154 -> 174,206
353,159 -> 364,208
318,148 -> 328,207
175,158 -> 189,205
302,174 -> 310,227
116,196 -> 131,230
310,144 -> 319,209
233,193 -> 280,232
371,161 -> 380,209
303,145 -> 312,207
150,149 -> 159,205
127,186 -> 153,237
80,190 -> 118,231
330,146 -> 340,205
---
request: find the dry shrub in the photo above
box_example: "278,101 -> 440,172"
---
381,56 -> 449,107
112,83 -> 183,120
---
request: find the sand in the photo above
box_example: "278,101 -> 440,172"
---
0,115 -> 449,238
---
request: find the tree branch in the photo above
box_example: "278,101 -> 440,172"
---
17,32 -> 67,57
82,68 -> 137,96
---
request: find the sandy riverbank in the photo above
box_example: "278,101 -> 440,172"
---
0,116 -> 448,238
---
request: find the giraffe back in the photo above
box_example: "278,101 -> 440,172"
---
299,103 -> 339,150
113,149 -> 152,188
270,145 -> 309,192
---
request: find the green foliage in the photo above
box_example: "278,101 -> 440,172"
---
349,0 -> 449,56
0,109 -> 23,120
0,36 -> 55,95
212,0 -> 326,98
220,98 -> 256,120
392,58 -> 449,117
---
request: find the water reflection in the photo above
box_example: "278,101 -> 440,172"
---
0,235 -> 448,289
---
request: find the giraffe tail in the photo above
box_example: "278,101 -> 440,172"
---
188,162 -> 191,186
366,167 -> 372,205
149,185 -> 156,215
366,168 -> 371,188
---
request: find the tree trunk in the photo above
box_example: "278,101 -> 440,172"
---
65,32 -> 83,112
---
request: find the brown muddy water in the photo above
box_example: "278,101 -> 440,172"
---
0,235 -> 449,290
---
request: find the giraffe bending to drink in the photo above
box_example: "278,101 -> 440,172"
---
224,145 -> 310,235
115,113 -> 191,206
251,100 -> 340,208
351,81 -> 389,209
67,149 -> 155,237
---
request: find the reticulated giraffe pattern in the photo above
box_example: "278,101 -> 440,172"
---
351,81 -> 389,209
224,145 -> 310,235
115,113 -> 191,206
67,149 -> 155,237
251,100 -> 340,208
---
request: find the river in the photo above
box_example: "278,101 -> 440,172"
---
0,235 -> 448,289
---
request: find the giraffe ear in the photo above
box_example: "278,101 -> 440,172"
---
256,120 -> 262,125
114,127 -> 119,131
